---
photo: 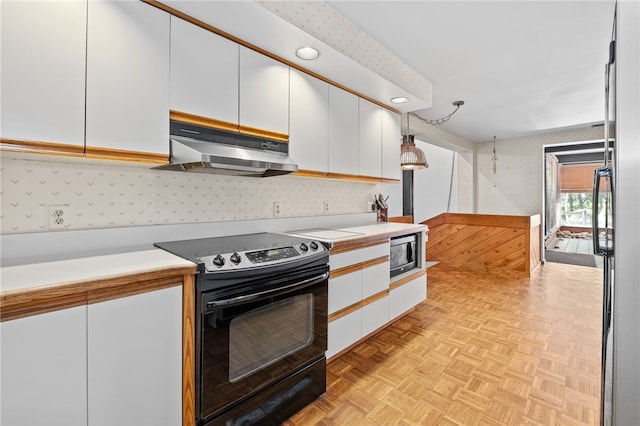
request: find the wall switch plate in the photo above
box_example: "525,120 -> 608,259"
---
323,201 -> 330,214
273,202 -> 281,217
48,204 -> 69,230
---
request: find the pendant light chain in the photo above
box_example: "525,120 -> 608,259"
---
409,100 -> 465,126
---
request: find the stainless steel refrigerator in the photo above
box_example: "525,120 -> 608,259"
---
592,5 -> 616,425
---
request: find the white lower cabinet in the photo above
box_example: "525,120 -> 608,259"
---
327,309 -> 361,359
389,275 -> 427,320
1,306 -> 88,426
361,296 -> 389,337
329,272 -> 361,314
362,261 -> 390,298
88,286 -> 182,426
327,239 -> 427,360
0,285 -> 182,426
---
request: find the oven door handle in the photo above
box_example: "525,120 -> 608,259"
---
206,271 -> 329,308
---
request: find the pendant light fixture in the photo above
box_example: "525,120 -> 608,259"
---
400,113 -> 428,170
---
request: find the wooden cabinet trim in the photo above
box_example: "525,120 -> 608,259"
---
330,256 -> 389,278
330,236 -> 390,255
182,273 -> 196,426
170,110 -> 288,142
1,138 -> 168,165
293,170 -> 399,183
1,138 -> 85,157
328,289 -> 389,323
328,301 -> 361,322
0,265 -> 197,322
170,109 -> 239,133
389,269 -> 426,290
85,146 -> 168,164
361,290 -> 388,306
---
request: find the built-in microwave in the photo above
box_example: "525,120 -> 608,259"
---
390,233 -> 419,277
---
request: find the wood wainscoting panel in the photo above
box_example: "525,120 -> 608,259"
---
423,213 -> 541,276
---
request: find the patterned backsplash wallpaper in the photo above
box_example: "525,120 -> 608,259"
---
0,157 -> 378,234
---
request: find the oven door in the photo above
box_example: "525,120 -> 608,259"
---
197,266 -> 328,424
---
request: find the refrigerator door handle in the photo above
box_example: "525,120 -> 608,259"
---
592,167 -> 614,256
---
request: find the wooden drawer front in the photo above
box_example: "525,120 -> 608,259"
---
389,275 -> 427,320
361,295 -> 389,337
361,261 -> 390,299
328,272 -> 361,315
327,309 -> 361,359
330,242 -> 389,270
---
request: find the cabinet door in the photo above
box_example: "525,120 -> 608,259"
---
86,1 -> 170,155
381,109 -> 402,180
358,98 -> 382,178
328,86 -> 359,175
327,310 -> 361,359
289,69 -> 329,172
361,296 -> 389,337
239,47 -> 289,135
389,275 -> 427,320
88,286 -> 182,426
170,17 -> 239,124
1,307 -> 88,426
361,261 -> 390,299
328,271 -> 362,314
1,1 -> 86,147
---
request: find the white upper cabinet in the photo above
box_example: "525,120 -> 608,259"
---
170,17 -> 239,124
381,109 -> 402,180
1,307 -> 88,426
328,86 -> 359,175
289,69 -> 329,172
85,1 -> 170,155
358,98 -> 383,178
1,1 -> 86,146
239,47 -> 289,135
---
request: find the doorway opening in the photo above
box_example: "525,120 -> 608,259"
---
543,141 -> 610,268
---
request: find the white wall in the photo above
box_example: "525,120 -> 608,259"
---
472,126 -> 603,216
412,139 -> 458,223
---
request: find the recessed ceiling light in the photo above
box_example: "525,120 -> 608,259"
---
295,46 -> 319,60
390,97 -> 409,104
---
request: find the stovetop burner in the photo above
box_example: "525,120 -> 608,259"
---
154,232 -> 326,273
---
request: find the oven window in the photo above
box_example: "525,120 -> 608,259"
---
228,294 -> 314,383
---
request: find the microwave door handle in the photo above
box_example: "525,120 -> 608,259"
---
206,271 -> 329,308
407,243 -> 414,263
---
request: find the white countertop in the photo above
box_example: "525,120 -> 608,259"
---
1,222 -> 425,294
287,222 -> 427,244
0,249 -> 196,294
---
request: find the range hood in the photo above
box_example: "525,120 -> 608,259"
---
153,121 -> 298,177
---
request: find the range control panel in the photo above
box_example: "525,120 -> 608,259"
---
200,240 -> 324,272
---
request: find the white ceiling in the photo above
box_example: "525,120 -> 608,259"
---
162,1 -> 616,143
325,1 -> 616,142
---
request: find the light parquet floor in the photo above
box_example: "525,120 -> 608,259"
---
284,261 -> 603,426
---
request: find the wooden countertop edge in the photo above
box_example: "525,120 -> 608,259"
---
0,264 -> 197,322
423,213 -> 541,230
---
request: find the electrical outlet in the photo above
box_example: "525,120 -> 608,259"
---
273,202 -> 281,217
323,201 -> 330,214
48,204 -> 69,230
